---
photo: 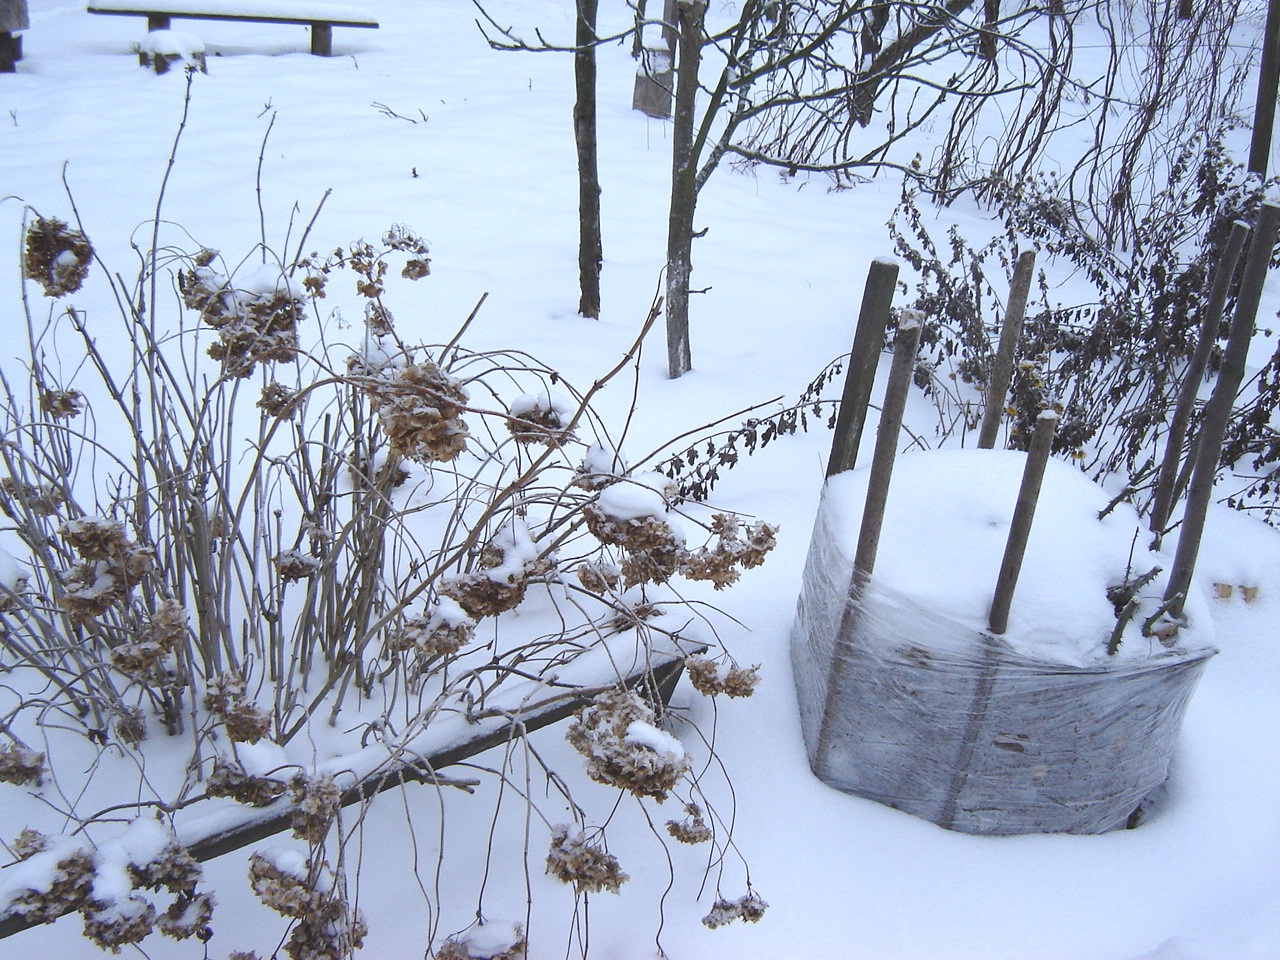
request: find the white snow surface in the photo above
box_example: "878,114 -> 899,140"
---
1,3 -> 1279,960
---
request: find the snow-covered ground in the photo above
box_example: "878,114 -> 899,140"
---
2,2 -> 1279,958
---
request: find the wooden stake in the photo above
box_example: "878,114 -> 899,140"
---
988,409 -> 1059,635
853,312 -> 923,578
1149,220 -> 1250,545
977,249 -> 1035,449
826,257 -> 898,477
1164,201 -> 1280,619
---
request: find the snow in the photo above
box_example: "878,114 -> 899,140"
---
141,29 -> 205,58
1,2 -> 1278,959
88,0 -> 377,24
595,472 -> 677,522
624,720 -> 685,760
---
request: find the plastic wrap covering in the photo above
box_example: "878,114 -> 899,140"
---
791,482 -> 1216,836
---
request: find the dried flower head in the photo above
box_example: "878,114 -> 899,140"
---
366,360 -> 469,463
40,388 -> 85,420
81,891 -> 156,951
129,840 -> 202,895
387,601 -> 475,658
505,391 -> 576,447
576,560 -> 621,594
545,825 -> 628,894
207,757 -> 287,807
701,891 -> 768,929
567,688 -> 689,801
685,657 -> 761,699
250,852 -> 366,960
12,828 -> 50,860
258,382 -> 301,419
290,775 -> 342,844
156,890 -> 215,941
0,741 -> 46,786
179,260 -> 305,378
274,549 -> 321,584
6,844 -> 95,922
114,706 -> 148,746
437,922 -> 527,960
666,804 -> 713,844
584,505 -> 684,587
1,477 -> 66,517
58,517 -> 153,621
112,599 -> 187,679
24,217 -> 94,297
681,516 -> 779,590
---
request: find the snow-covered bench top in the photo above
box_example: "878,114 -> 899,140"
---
86,0 -> 378,56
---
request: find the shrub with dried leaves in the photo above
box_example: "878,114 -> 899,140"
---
545,825 -> 628,894
567,688 -> 689,801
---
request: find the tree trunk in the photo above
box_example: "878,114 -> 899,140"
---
1250,0 -> 1280,176
665,0 -> 705,379
574,0 -> 602,318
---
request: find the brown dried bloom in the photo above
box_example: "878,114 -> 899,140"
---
203,673 -> 270,742
666,804 -> 713,844
204,672 -> 247,716
681,516 -> 779,590
249,852 -> 367,960
0,740 -> 46,786
129,840 -> 202,894
290,775 -> 343,844
545,825 -> 628,894
206,757 -> 287,807
179,260 -> 304,378
701,891 -> 768,929
156,890 -> 215,941
437,923 -> 527,960
274,549 -> 321,584
6,845 -> 95,922
248,852 -> 314,919
387,601 -> 475,658
81,892 -> 156,951
505,392 -> 576,447
567,688 -> 689,801
258,382 -> 300,419
366,360 -> 469,463
439,571 -> 526,619
1,477 -> 66,516
13,827 -> 50,860
58,517 -> 153,621
576,560 -> 620,595
584,505 -> 684,587
112,599 -> 187,679
24,217 -> 93,297
685,657 -> 761,699
114,706 -> 148,746
40,388 -> 85,420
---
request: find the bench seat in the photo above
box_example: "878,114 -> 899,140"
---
87,0 -> 378,56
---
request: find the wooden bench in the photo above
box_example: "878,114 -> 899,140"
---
86,0 -> 378,57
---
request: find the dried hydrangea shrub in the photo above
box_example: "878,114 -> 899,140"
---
258,382 -> 301,419
505,391 -> 576,447
0,740 -> 46,785
156,891 -> 215,941
0,477 -> 66,516
274,549 -> 321,584
203,673 -> 271,744
575,560 -> 621,594
386,600 -> 475,658
249,851 -> 367,960
23,216 -> 94,297
365,360 -> 469,463
545,825 -> 629,894
566,688 -> 690,801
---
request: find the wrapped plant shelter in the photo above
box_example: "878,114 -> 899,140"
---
790,450 -> 1216,835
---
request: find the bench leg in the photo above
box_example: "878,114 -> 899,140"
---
310,23 -> 332,56
147,14 -> 171,30
0,32 -> 16,73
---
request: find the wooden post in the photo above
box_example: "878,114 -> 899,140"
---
1249,0 -> 1280,176
1,0 -> 27,71
977,249 -> 1036,449
1149,220 -> 1250,544
988,409 -> 1058,635
1164,202 -> 1280,620
633,0 -> 679,118
826,257 -> 898,477
853,312 -> 923,578
310,22 -> 333,56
